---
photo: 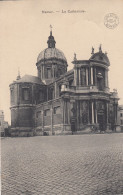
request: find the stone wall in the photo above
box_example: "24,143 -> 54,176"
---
35,98 -> 63,135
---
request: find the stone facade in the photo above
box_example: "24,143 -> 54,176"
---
9,31 -> 119,136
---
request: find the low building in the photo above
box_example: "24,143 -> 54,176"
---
0,110 -> 9,136
117,105 -> 123,132
9,30 -> 119,136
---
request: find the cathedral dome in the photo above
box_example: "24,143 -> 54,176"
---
37,29 -> 67,63
37,48 -> 67,63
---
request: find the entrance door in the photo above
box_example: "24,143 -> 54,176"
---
98,114 -> 106,131
70,117 -> 76,133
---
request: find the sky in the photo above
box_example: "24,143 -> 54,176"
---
0,0 -> 123,123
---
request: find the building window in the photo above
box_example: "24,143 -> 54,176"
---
10,89 -> 14,102
54,106 -> 60,114
39,91 -> 44,102
48,88 -> 54,100
69,80 -> 73,87
120,113 -> 122,117
44,109 -> 50,116
47,68 -> 51,78
36,111 -> 41,118
58,69 -> 62,76
121,120 -> 123,125
81,68 -> 86,86
23,88 -> 29,100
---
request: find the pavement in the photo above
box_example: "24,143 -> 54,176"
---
1,133 -> 123,195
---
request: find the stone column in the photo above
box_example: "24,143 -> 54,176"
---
91,67 -> 93,85
92,101 -> 94,124
65,100 -> 68,124
106,102 -> 109,124
105,70 -> 109,88
68,101 -> 70,125
106,102 -> 111,130
41,66 -> 43,79
105,70 -> 107,87
47,87 -> 48,101
79,68 -> 81,86
43,65 -> 45,79
63,100 -> 65,130
88,101 -> 90,124
51,105 -> 53,135
86,68 -> 88,86
77,69 -> 79,86
31,84 -> 34,105
114,103 -> 118,124
41,66 -> 43,80
55,82 -> 57,99
61,98 -> 65,131
107,70 -> 109,87
95,102 -> 98,124
76,100 -> 79,130
42,109 -> 44,133
94,67 -> 97,86
74,67 -> 77,86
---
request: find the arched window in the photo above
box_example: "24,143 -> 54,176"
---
10,89 -> 14,103
69,79 -> 73,87
58,69 -> 62,77
48,88 -> 54,100
81,68 -> 86,86
39,90 -> 44,102
23,88 -> 29,101
47,68 -> 51,78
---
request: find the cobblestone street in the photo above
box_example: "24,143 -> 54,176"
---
1,134 -> 123,195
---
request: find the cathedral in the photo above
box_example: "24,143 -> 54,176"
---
9,29 -> 119,136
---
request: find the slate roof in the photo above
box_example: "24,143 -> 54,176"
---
16,75 -> 45,85
37,48 -> 67,63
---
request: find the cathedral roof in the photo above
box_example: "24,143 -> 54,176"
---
89,45 -> 110,66
16,75 -> 45,85
37,30 -> 67,63
37,48 -> 67,63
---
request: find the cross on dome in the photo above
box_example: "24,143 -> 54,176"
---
50,25 -> 52,30
50,25 -> 53,35
99,44 -> 102,52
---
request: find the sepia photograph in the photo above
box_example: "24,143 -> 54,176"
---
0,0 -> 123,194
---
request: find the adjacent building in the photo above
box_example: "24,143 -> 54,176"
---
9,30 -> 119,136
0,110 -> 9,136
117,105 -> 123,132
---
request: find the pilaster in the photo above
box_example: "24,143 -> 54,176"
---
86,68 -> 88,86
79,68 -> 81,86
74,67 -> 77,86
91,66 -> 93,85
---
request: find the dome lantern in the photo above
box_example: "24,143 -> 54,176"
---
47,25 -> 56,48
